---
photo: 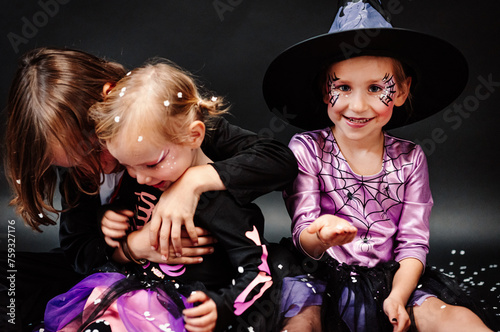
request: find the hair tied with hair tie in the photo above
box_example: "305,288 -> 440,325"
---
197,99 -> 208,115
105,82 -> 116,95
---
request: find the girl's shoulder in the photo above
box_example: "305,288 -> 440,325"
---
289,127 -> 332,148
383,132 -> 427,165
384,132 -> 421,153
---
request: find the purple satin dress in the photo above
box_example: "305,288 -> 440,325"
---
285,128 -> 432,267
282,128 -> 434,330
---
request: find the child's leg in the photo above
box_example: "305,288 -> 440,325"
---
281,305 -> 322,332
412,297 -> 492,332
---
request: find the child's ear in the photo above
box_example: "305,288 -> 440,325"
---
394,77 -> 412,107
187,120 -> 206,148
102,82 -> 116,97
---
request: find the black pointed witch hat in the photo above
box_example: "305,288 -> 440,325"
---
263,0 -> 468,130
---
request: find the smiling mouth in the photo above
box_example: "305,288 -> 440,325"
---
345,116 -> 372,124
152,181 -> 165,189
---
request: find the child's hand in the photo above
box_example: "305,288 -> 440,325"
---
130,222 -> 216,265
149,178 -> 201,260
183,291 -> 217,332
383,296 -> 410,332
308,214 -> 357,249
101,209 -> 133,247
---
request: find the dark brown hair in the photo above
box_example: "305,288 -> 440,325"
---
5,47 -> 126,231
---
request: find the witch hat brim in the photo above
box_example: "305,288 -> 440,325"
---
263,9 -> 468,130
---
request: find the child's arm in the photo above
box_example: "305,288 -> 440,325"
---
150,117 -> 298,259
183,291 -> 217,332
383,258 -> 424,332
299,214 -> 357,258
59,188 -> 113,274
385,145 -> 431,331
148,164 -> 223,258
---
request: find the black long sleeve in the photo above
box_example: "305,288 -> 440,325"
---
203,117 -> 298,205
59,185 -> 113,275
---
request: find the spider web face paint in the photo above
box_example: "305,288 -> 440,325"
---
327,73 -> 341,107
379,73 -> 396,106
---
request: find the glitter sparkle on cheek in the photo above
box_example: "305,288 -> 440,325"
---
379,73 -> 396,106
328,73 -> 340,107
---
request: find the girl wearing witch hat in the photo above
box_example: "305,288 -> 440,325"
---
265,1 -> 496,331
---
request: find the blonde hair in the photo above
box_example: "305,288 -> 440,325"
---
91,59 -> 228,148
5,47 -> 126,231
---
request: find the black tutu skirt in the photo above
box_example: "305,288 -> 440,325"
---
319,258 -> 499,332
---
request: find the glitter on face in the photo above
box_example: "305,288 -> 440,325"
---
379,73 -> 396,106
137,136 -> 143,142
164,100 -> 170,107
114,116 -> 120,123
328,73 -> 341,107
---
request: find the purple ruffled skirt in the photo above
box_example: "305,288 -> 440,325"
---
42,272 -> 192,332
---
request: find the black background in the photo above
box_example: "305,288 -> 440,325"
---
1,0 -> 499,309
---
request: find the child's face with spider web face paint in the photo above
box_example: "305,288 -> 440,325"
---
324,56 -> 409,141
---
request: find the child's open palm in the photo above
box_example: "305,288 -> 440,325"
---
308,214 -> 357,250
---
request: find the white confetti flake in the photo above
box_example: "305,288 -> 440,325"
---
164,100 -> 170,107
114,116 -> 120,123
159,323 -> 172,332
137,136 -> 143,142
119,87 -> 126,97
238,266 -> 244,273
177,92 -> 182,98
16,179 -> 21,184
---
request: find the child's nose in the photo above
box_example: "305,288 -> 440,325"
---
349,90 -> 368,112
136,171 -> 152,185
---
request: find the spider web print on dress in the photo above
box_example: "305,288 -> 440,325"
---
315,130 -> 414,252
